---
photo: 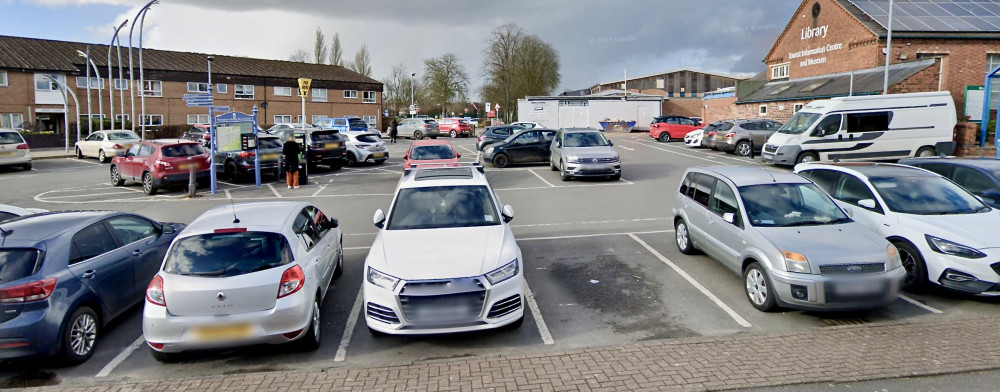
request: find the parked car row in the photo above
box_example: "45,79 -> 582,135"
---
684,119 -> 784,157
480,127 -> 622,181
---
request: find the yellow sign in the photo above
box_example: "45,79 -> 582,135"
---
298,78 -> 312,98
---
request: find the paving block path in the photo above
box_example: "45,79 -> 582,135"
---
27,316 -> 1000,391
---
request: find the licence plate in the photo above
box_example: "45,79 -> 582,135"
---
178,163 -> 198,170
373,152 -> 387,158
191,323 -> 253,342
261,154 -> 279,160
0,151 -> 15,157
832,280 -> 882,296
324,143 -> 340,149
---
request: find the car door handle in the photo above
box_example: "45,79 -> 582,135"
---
81,270 -> 96,279
132,249 -> 143,256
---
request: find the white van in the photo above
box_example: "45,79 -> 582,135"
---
761,92 -> 956,166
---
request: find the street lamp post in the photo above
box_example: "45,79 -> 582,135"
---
129,0 -> 158,137
79,48 -> 93,136
883,0 -> 895,95
77,49 -> 104,132
44,75 -> 80,152
410,72 -> 416,118
207,55 -> 217,195
108,19 -> 127,132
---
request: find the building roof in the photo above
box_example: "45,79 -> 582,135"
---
523,90 -> 664,102
596,68 -> 748,87
736,58 -> 936,104
838,0 -> 1000,37
0,35 -> 381,86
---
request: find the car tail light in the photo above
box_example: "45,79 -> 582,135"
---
239,151 -> 255,158
0,278 -> 56,303
156,160 -> 171,168
356,144 -> 371,149
282,329 -> 304,339
146,275 -> 165,307
113,144 -> 123,149
725,133 -> 734,138
707,132 -> 716,137
147,342 -> 164,350
15,143 -> 29,150
278,265 -> 305,299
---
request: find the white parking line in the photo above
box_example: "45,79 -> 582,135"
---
513,217 -> 667,229
628,234 -> 752,328
518,230 -> 671,242
266,184 -> 283,198
311,185 -> 327,197
43,191 -> 144,199
528,169 -> 556,188
224,189 -> 232,199
95,336 -> 144,378
344,246 -> 372,250
523,280 -> 555,345
65,158 -> 102,165
617,145 -> 635,151
334,291 -> 364,362
899,294 -> 944,314
620,140 -> 724,164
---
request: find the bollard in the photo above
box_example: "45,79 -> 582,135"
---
748,139 -> 755,160
187,162 -> 197,197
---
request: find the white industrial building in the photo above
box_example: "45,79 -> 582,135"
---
516,91 -> 664,131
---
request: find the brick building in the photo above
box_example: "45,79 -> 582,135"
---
710,0 -> 1000,127
0,35 -> 382,136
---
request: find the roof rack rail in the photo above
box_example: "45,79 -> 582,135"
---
404,162 -> 484,176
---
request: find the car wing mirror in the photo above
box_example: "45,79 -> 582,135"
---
373,209 -> 386,229
403,154 -> 408,160
326,218 -> 339,229
608,140 -> 614,146
722,213 -> 736,224
858,199 -> 877,210
501,204 -> 515,223
456,153 -> 462,158
159,223 -> 175,235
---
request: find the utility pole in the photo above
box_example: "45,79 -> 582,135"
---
80,48 -> 93,136
129,0 -> 157,136
883,0 -> 894,95
108,19 -> 127,132
410,72 -> 416,118
77,49 -> 103,132
45,75 -> 80,152
207,55 -> 217,195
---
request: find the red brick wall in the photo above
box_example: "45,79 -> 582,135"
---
954,122 -> 997,157
888,58 -> 942,95
663,98 -> 702,118
703,97 -> 737,123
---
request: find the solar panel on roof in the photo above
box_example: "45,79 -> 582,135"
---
848,0 -> 1000,32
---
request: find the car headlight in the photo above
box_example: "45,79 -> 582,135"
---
781,250 -> 811,273
611,155 -> 620,163
485,147 -> 494,154
367,267 -> 400,290
886,244 -> 902,270
925,235 -> 986,259
485,258 -> 519,284
565,156 -> 581,164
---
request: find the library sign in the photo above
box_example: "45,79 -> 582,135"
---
788,24 -> 844,67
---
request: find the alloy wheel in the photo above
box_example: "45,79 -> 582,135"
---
69,313 -> 97,356
899,248 -> 918,285
746,269 -> 767,306
676,223 -> 689,250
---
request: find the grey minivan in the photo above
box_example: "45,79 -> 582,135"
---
672,166 -> 905,311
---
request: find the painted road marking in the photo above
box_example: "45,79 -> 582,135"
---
225,189 -> 232,199
518,230 -> 671,242
65,158 -> 102,165
513,217 -> 667,229
528,169 -> 556,188
523,280 -> 555,345
899,294 -> 944,314
629,234 -> 752,328
95,336 -> 144,378
266,184 -> 283,198
311,185 -> 327,197
334,291 -> 364,362
620,140 -> 724,164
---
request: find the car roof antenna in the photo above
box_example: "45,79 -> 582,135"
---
229,198 -> 241,224
763,168 -> 778,183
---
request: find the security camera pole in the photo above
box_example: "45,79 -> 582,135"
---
298,78 -> 312,180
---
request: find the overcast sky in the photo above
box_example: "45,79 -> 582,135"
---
2,0 -> 799,96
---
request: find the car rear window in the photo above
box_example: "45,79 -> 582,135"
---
357,134 -> 381,143
459,120 -> 470,124
349,119 -> 369,128
423,120 -> 437,125
652,117 -> 668,124
0,249 -> 42,283
161,143 -> 206,157
718,122 -> 735,131
108,131 -> 139,140
0,132 -> 24,145
411,145 -> 455,160
258,137 -> 282,149
311,131 -> 340,142
163,231 -> 292,277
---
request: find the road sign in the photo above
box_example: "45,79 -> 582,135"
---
186,101 -> 214,107
488,110 -> 496,118
298,78 -> 312,98
183,93 -> 212,101
409,110 -> 417,115
213,106 -> 230,112
495,103 -> 500,110
384,109 -> 389,117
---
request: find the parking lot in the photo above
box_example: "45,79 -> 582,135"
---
2,132 -> 999,388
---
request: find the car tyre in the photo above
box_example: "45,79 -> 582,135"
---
894,240 -> 929,291
429,136 -> 437,140
559,161 -> 570,181
550,159 -> 558,171
110,165 -> 125,186
98,149 -> 108,163
346,153 -> 358,167
658,133 -> 670,143
60,307 -> 99,365
734,141 -> 752,157
374,159 -> 386,165
675,219 -> 696,255
493,154 -> 510,168
225,161 -> 240,183
332,243 -> 344,280
294,299 -> 322,351
450,130 -> 458,138
795,151 -> 818,164
150,347 -> 182,363
142,172 -> 158,195
328,161 -> 343,171
413,131 -> 423,140
744,262 -> 778,312
916,146 -> 936,158
22,162 -> 32,171
75,147 -> 84,159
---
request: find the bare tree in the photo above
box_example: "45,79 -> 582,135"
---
514,35 -> 560,98
423,53 -> 469,118
481,23 -> 560,122
381,63 -> 408,115
313,28 -> 327,64
288,49 -> 310,63
350,44 -> 372,77
330,33 -> 344,66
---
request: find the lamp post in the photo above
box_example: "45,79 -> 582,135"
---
882,0 -> 895,95
77,49 -> 104,132
129,0 -> 158,137
77,48 -> 93,136
108,19 -> 127,132
410,72 -> 416,118
44,75 -> 80,152
207,55 -> 217,195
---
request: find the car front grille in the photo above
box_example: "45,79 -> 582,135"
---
399,279 -> 486,323
366,302 -> 400,324
763,144 -> 778,153
819,263 -> 885,275
487,294 -> 522,319
578,157 -> 617,163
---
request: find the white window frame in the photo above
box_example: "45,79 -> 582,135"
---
770,63 -> 789,80
114,78 -> 129,90
141,114 -> 163,126
34,73 -> 65,91
0,113 -> 25,129
311,115 -> 326,123
363,115 -> 377,126
343,90 -> 358,99
312,88 -> 328,102
758,105 -> 768,116
297,115 -> 305,124
216,84 -> 227,94
76,76 -> 102,89
187,82 -> 209,93
186,114 -> 210,124
235,84 -> 255,100
140,80 -> 162,97
274,86 -> 292,96
362,91 -> 376,103
274,115 -> 292,124
793,103 -> 804,113
0,71 -> 7,87
115,114 -> 130,122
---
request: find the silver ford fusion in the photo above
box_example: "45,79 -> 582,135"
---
142,201 -> 343,362
549,128 -> 621,181
672,166 -> 905,311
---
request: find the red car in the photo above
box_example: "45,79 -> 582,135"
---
649,116 -> 702,142
437,118 -> 474,138
402,139 -> 462,169
110,139 -> 211,195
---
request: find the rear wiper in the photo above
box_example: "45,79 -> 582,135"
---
182,269 -> 226,276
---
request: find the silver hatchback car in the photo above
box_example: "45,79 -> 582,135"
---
549,128 -> 621,181
672,166 -> 905,311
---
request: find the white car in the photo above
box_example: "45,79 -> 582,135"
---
364,163 -> 524,334
143,201 -> 343,362
683,129 -> 704,148
795,163 -> 1000,295
0,129 -> 31,171
75,130 -> 140,163
510,122 -> 543,129
0,204 -> 47,222
344,131 -> 388,165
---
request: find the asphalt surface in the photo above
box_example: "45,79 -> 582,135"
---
1,133 -> 998,389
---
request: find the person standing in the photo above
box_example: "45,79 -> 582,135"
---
282,134 -> 300,189
389,118 -> 398,143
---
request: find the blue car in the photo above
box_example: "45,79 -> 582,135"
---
0,211 -> 181,364
313,117 -> 370,134
900,157 -> 1000,208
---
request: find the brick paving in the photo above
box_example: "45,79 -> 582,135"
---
27,316 -> 1000,391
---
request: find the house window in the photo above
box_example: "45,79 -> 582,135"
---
311,115 -> 326,123
656,78 -> 665,89
76,77 -> 102,89
312,88 -> 328,102
793,103 -> 804,113
770,63 -> 789,80
363,115 -> 377,126
187,82 -> 209,93
216,84 -> 227,94
274,86 -> 292,96
34,73 -> 65,91
115,114 -> 130,122
362,91 -> 376,103
141,80 -> 162,97
759,105 -> 768,116
297,115 -> 305,124
274,115 -> 292,124
141,114 -> 163,126
0,71 -> 7,87
186,114 -> 210,124
114,78 -> 129,90
0,113 -> 24,129
343,90 -> 358,99
235,84 -> 254,99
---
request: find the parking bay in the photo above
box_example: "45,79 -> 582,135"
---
1,134 -> 998,386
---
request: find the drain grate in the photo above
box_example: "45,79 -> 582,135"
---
820,318 -> 870,327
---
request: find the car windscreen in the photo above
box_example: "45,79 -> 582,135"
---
564,132 -> 610,147
311,131 -> 340,142
356,134 -> 381,143
258,137 -> 282,149
423,120 -> 438,125
0,132 -> 24,145
387,185 -> 500,230
739,183 -> 849,227
652,117 -> 668,124
161,144 -> 206,157
870,176 -> 989,215
778,112 -> 821,135
410,145 -> 455,160
163,232 -> 292,277
108,131 -> 139,140
0,249 -> 42,283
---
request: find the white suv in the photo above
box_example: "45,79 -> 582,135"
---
364,163 -> 524,334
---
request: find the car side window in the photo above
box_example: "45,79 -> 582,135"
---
710,181 -> 741,227
681,118 -> 696,126
914,163 -> 954,179
70,222 -> 119,265
953,167 -> 994,195
127,144 -> 141,157
693,174 -> 716,207
798,169 -> 840,194
814,114 -> 842,136
86,133 -> 100,141
305,206 -> 331,239
679,172 -> 695,195
835,174 -> 883,213
542,131 -> 556,141
107,216 -> 158,245
515,131 -> 541,145
138,145 -> 154,157
667,117 -> 680,125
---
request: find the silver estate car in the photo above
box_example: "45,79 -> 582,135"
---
549,128 -> 621,181
672,166 -> 905,311
398,118 -> 440,140
142,201 -> 343,362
